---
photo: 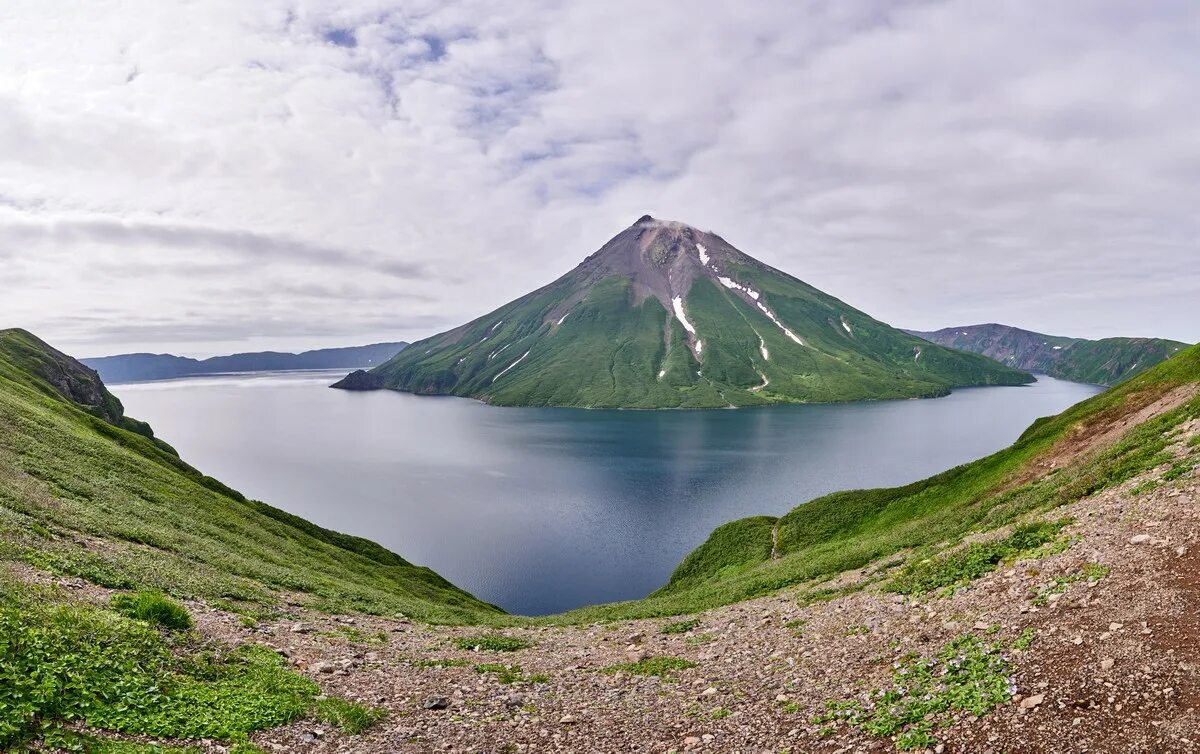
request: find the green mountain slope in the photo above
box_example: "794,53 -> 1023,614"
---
551,343 -> 1199,622
0,328 -> 499,623
336,217 -> 1032,407
908,323 -> 1190,386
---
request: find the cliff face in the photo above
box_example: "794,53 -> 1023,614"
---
0,328 -> 125,424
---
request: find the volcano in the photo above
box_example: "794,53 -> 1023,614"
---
335,216 -> 1033,407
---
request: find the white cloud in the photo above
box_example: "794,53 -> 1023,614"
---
0,0 -> 1196,356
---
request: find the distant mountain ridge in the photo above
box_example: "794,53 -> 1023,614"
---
83,342 -> 408,383
336,216 -> 1032,407
907,323 -> 1189,386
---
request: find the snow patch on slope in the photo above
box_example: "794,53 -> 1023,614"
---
492,351 -> 530,382
696,244 -> 710,265
755,301 -> 805,346
672,296 -> 696,335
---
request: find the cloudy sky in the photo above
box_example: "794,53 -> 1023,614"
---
1,1 -> 1197,357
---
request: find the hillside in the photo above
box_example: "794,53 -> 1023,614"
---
3,339 -> 1196,752
335,217 -> 1032,407
0,328 -> 493,623
83,342 -> 408,383
909,323 -> 1189,385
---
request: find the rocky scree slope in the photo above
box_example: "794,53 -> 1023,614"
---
909,323 -> 1189,386
336,217 -> 1032,407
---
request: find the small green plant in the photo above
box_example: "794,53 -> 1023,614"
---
814,634 -> 1014,750
110,590 -> 193,631
660,618 -> 700,635
454,634 -> 530,652
843,624 -> 870,637
1010,627 -> 1037,651
325,625 -> 388,645
1163,460 -> 1196,482
1130,480 -> 1160,496
686,632 -> 716,646
710,707 -> 731,719
886,520 -> 1067,597
1031,562 -> 1110,605
412,657 -> 470,668
600,656 -> 697,679
312,697 -> 386,734
475,663 -> 522,684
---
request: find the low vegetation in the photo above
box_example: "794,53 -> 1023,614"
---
0,579 -> 316,748
453,634 -> 530,652
600,656 -> 697,679
311,697 -> 387,734
0,328 -> 500,624
111,589 -> 194,631
473,663 -> 548,685
659,618 -> 700,634
884,520 -> 1067,597
815,634 -> 1015,750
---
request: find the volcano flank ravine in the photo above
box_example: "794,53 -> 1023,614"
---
333,216 -> 1033,408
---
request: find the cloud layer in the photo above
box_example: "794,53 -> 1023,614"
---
1,1 -> 1196,356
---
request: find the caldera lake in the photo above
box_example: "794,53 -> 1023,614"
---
112,371 -> 1102,615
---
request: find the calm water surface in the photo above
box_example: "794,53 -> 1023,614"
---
113,372 -> 1102,615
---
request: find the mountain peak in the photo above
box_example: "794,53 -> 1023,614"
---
340,220 -> 1033,407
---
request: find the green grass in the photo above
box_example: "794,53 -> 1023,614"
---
0,328 -> 501,624
453,634 -> 530,652
473,663 -> 548,685
599,656 -> 697,679
0,580 -> 319,748
1010,627 -> 1037,651
659,618 -> 700,634
884,520 -> 1067,597
111,590 -> 193,631
312,697 -> 386,734
1032,563 -> 1110,605
815,634 -> 1014,750
412,658 -> 470,669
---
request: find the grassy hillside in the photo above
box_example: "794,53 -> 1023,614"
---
1049,336 -> 1190,385
910,323 -> 1189,385
0,328 -> 499,624
345,218 -> 1031,408
548,343 -> 1199,623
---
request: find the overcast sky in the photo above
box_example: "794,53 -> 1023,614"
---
1,1 -> 1197,357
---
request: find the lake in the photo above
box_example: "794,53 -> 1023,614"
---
112,372 -> 1102,615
